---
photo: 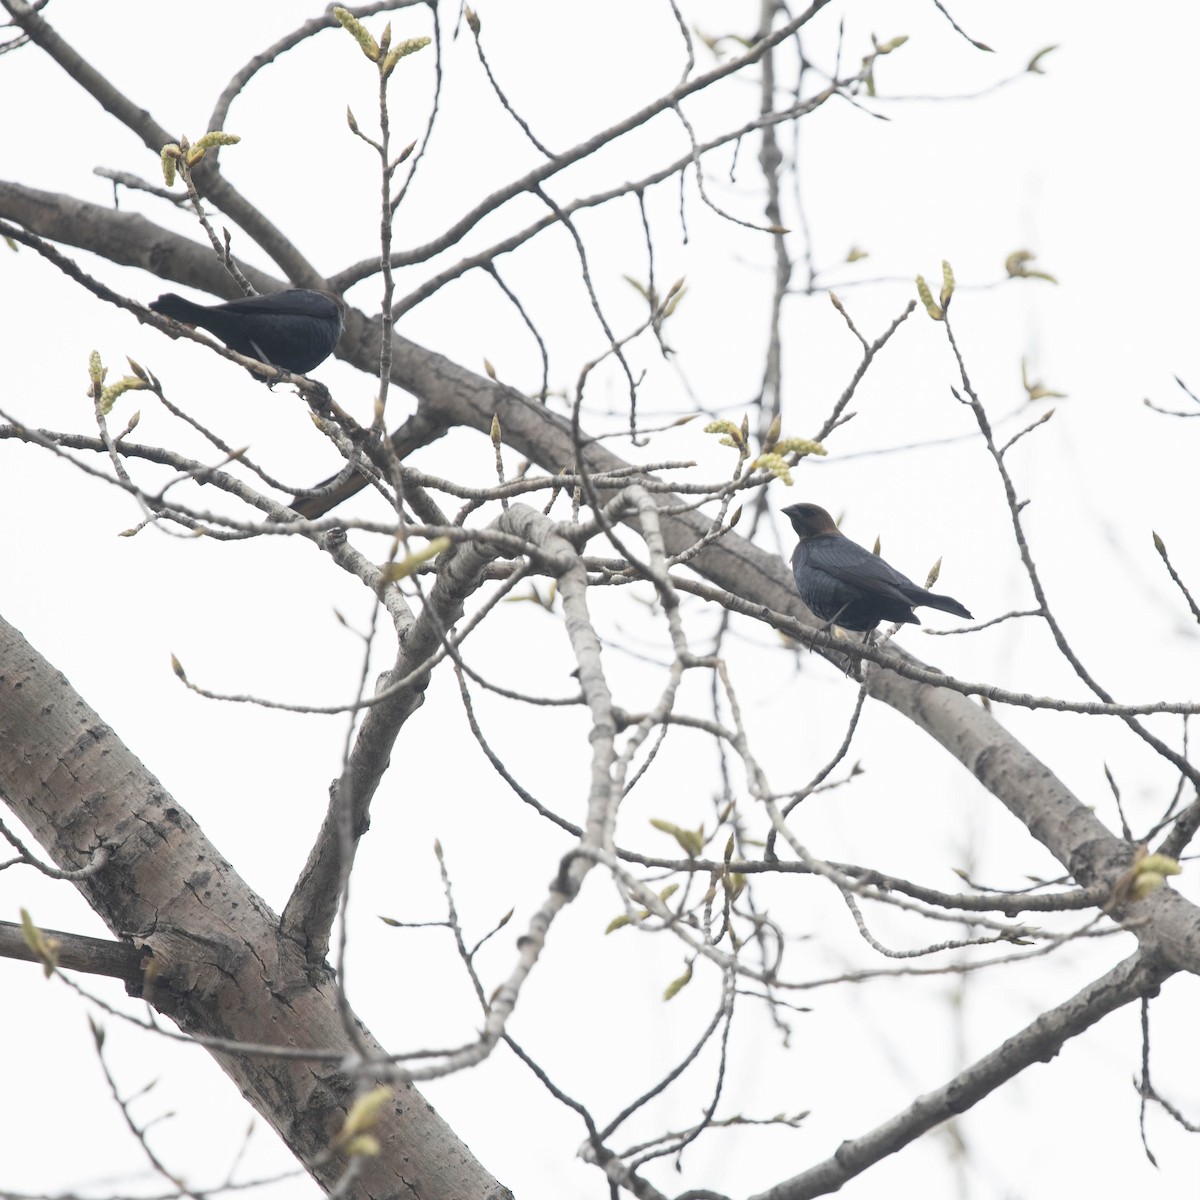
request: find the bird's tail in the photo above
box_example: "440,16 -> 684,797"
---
923,591 -> 972,620
149,293 -> 205,323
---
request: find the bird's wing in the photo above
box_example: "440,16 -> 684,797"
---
219,292 -> 340,318
802,536 -> 921,601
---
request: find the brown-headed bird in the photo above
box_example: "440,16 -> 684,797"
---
782,502 -> 972,632
149,288 -> 344,374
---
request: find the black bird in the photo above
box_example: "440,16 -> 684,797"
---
782,502 -> 972,632
149,288 -> 344,374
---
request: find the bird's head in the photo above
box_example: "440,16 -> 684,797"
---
782,503 -> 840,540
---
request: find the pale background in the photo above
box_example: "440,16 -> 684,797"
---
2,2 -> 1198,1197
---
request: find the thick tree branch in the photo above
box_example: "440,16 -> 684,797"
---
0,614 -> 512,1200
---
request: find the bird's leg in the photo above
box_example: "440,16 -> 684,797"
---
817,602 -> 853,638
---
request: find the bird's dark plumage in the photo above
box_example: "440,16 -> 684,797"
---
149,288 -> 344,374
782,502 -> 972,632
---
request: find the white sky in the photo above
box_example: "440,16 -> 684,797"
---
2,2 -> 1199,1198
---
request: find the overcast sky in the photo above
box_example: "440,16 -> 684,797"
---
3,3 -> 1199,1198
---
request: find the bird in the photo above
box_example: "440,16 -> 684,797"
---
782,502 -> 972,633
149,288 -> 345,374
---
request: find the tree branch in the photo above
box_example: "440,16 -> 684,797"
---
749,951 -> 1172,1200
0,613 -> 512,1200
